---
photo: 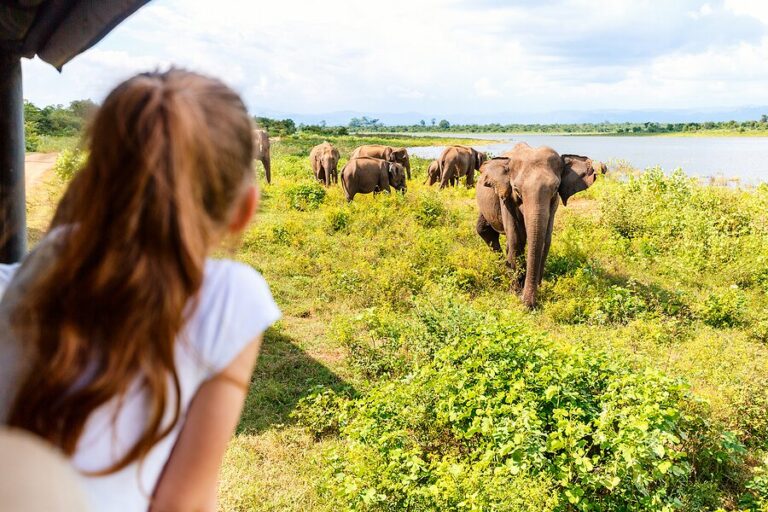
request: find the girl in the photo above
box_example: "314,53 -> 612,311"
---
0,69 -> 280,511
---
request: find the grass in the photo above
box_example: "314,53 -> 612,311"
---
30,134 -> 768,510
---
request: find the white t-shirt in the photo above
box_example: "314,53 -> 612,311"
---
0,233 -> 281,511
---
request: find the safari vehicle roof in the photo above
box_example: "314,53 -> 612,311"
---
1,0 -> 150,262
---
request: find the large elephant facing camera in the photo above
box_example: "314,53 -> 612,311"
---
438,145 -> 487,188
350,145 -> 411,180
475,143 -> 606,308
253,128 -> 271,183
310,142 -> 340,186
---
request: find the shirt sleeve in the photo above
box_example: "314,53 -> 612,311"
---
0,263 -> 21,300
193,260 -> 281,378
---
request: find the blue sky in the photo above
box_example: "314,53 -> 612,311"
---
21,0 -> 768,119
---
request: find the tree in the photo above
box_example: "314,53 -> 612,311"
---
430,118 -> 436,126
760,114 -> 767,123
419,119 -> 426,126
69,99 -> 97,120
438,119 -> 450,129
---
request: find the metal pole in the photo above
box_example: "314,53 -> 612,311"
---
0,55 -> 26,263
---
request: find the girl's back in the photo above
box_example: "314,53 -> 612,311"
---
0,69 -> 280,511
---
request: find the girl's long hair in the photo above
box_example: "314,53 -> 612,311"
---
7,69 -> 254,474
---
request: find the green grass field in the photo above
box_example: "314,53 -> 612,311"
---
30,134 -> 768,511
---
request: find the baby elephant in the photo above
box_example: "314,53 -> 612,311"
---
310,142 -> 340,186
424,159 -> 441,186
341,157 -> 406,202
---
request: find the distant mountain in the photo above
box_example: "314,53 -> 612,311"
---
252,106 -> 768,126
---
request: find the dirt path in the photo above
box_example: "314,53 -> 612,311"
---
25,152 -> 58,190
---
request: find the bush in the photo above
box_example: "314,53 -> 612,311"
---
25,121 -> 41,151
698,288 -> 747,328
317,313 -> 744,511
285,182 -> 326,211
324,207 -> 350,233
53,148 -> 87,181
291,386 -> 354,439
414,194 -> 448,228
742,454 -> 768,510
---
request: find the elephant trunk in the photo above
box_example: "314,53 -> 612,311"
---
522,209 -> 546,309
405,159 -> 411,180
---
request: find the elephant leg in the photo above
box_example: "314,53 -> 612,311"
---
476,214 -> 501,251
512,216 -> 527,290
263,156 -> 271,184
439,163 -> 453,189
501,200 -> 526,292
537,197 -> 559,286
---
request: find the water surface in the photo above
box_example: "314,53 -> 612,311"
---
405,133 -> 768,184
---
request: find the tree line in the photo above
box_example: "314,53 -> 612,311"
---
22,98 -> 768,151
349,117 -> 768,134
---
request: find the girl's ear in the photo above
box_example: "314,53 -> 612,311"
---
228,184 -> 259,234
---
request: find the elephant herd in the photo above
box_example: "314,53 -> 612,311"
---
310,143 -> 409,201
252,129 -> 605,308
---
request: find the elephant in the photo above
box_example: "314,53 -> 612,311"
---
340,157 -> 407,202
424,159 -> 442,186
438,145 -> 487,188
350,145 -> 411,180
475,143 -> 606,308
310,142 -> 341,186
253,128 -> 271,183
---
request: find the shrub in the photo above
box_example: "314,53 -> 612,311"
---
291,386 -> 354,439
742,454 -> 768,510
698,288 -> 747,328
25,121 -> 41,151
749,318 -> 768,344
320,314 -> 744,511
414,194 -> 447,228
285,182 -> 326,211
53,147 -> 87,181
324,207 -> 350,233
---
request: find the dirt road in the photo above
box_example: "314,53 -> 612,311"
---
25,152 -> 58,190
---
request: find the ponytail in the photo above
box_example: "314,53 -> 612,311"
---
8,69 -> 254,474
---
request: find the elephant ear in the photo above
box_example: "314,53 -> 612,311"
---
482,160 -> 513,200
476,151 -> 487,170
559,154 -> 596,206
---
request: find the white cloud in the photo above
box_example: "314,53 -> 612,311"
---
688,3 -> 713,19
725,0 -> 768,25
474,78 -> 502,98
19,0 -> 768,119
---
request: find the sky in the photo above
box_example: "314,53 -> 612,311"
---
21,0 -> 768,121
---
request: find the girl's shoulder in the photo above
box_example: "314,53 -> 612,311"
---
185,259 -> 281,377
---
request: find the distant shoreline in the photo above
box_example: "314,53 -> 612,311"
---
356,130 -> 768,138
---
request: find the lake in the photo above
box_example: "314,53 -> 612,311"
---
404,133 -> 768,184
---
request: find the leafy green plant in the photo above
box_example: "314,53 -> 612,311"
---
698,288 -> 748,328
285,182 -> 326,211
415,194 -> 448,228
53,147 -> 87,181
742,454 -> 768,510
25,121 -> 41,151
324,207 -> 350,233
291,386 -> 354,439
321,313 -> 744,511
